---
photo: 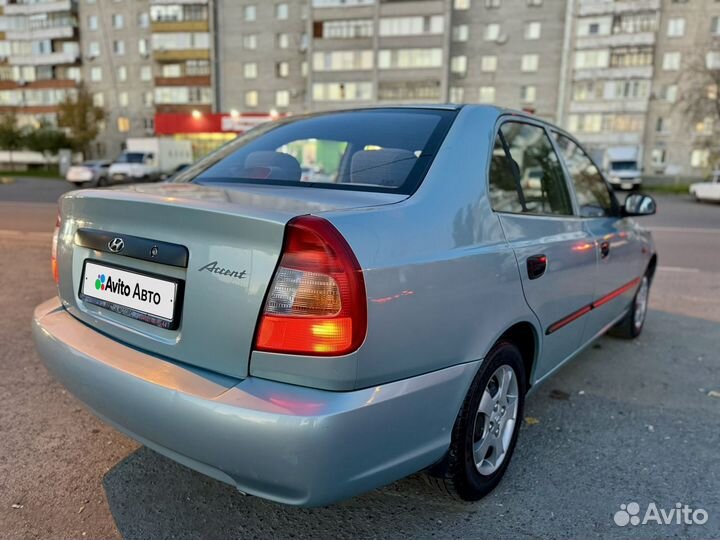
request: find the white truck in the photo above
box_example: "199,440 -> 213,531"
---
604,146 -> 643,191
108,138 -> 193,184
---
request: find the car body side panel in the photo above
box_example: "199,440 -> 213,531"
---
258,106 -> 543,389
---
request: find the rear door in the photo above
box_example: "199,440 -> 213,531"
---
489,120 -> 597,381
553,133 -> 645,342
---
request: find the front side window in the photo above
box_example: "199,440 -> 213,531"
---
554,134 -> 614,217
178,109 -> 456,194
489,122 -> 573,216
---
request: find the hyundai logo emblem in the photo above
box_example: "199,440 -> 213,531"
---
108,237 -> 125,253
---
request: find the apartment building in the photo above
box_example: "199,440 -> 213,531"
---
79,0 -> 153,158
645,0 -> 720,177
0,0 -> 81,127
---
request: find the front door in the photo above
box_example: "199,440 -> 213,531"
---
553,133 -> 645,343
488,121 -> 598,381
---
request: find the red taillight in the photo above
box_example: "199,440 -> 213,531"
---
51,211 -> 61,285
255,216 -> 367,356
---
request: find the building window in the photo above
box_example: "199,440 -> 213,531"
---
574,49 -> 609,69
276,3 -> 289,19
277,33 -> 290,49
117,65 -> 127,82
484,23 -> 501,41
452,24 -> 469,41
317,19 -> 373,39
521,54 -> 539,72
92,92 -> 104,107
527,0 -> 542,5
243,62 -> 258,79
479,86 -> 495,103
712,16 -> 720,36
245,90 -> 258,107
276,61 -> 290,78
88,15 -> 98,31
481,55 -> 497,72
276,90 -> 290,107
567,114 -> 602,133
379,15 -> 444,36
651,148 -> 666,166
610,46 -> 653,67
706,51 -> 720,69
485,0 -> 500,7
90,67 -> 103,82
453,0 -> 470,9
162,64 -> 182,77
138,38 -> 148,56
243,34 -> 257,50
708,84 -> 718,100
524,21 -> 541,39
312,82 -> 373,101
662,52 -> 681,71
313,50 -> 374,71
662,84 -> 678,103
667,17 -> 685,37
143,91 -> 153,107
117,117 -> 130,133
140,65 -> 152,81
449,87 -> 464,102
655,117 -> 669,133
378,48 -> 443,69
378,81 -> 441,101
138,12 -> 150,28
691,149 -> 709,168
244,5 -> 256,21
451,56 -> 467,75
113,40 -> 125,56
695,117 -> 714,135
118,92 -> 129,107
521,85 -> 536,103
112,14 -> 124,29
88,41 -> 100,58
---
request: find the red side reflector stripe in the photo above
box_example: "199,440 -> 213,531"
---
545,277 -> 641,335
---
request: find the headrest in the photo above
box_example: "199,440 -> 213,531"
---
243,151 -> 301,181
350,148 -> 417,187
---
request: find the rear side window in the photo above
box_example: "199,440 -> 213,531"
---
179,109 -> 456,194
554,134 -> 614,217
488,122 -> 573,216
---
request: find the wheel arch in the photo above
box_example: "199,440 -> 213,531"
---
494,320 -> 540,391
647,253 -> 658,281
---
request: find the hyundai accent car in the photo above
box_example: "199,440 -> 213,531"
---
33,106 -> 657,506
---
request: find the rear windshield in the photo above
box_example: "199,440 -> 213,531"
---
174,109 -> 456,194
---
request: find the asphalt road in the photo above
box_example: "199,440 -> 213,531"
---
1,180 -> 719,540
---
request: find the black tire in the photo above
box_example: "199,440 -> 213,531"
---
608,273 -> 650,339
426,341 -> 526,501
97,176 -> 108,187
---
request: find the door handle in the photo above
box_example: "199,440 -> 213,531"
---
599,241 -> 610,258
527,254 -> 547,280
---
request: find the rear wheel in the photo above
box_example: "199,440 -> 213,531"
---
97,176 -> 108,187
608,274 -> 650,339
427,341 -> 526,501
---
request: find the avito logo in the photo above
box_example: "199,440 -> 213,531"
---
95,273 -> 162,306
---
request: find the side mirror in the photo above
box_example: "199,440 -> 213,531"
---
623,193 -> 656,216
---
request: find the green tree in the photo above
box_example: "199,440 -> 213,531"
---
57,85 -> 105,157
0,111 -> 26,170
24,122 -> 71,170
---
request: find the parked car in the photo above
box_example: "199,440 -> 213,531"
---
689,170 -> 720,202
108,138 -> 193,184
65,160 -> 111,187
33,106 -> 657,507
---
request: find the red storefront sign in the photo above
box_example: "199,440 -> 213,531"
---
154,113 -> 275,135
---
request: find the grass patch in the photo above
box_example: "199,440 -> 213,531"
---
0,168 -> 62,180
642,183 -> 692,195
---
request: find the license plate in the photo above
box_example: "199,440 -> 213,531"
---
621,182 -> 633,190
79,260 -> 183,329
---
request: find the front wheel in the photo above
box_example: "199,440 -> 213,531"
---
427,341 -> 526,501
609,274 -> 650,339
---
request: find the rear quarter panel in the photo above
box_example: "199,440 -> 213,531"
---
311,107 -> 541,388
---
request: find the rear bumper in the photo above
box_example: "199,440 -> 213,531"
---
32,298 -> 477,506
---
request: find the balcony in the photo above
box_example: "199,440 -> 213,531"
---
154,75 -> 211,87
6,25 -> 75,41
576,31 -> 655,50
577,0 -> 660,17
150,0 -> 208,4
8,49 -> 79,66
578,131 -> 642,146
153,48 -> 210,62
569,100 -> 649,114
4,0 -> 75,16
151,20 -> 209,33
574,65 -> 653,80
